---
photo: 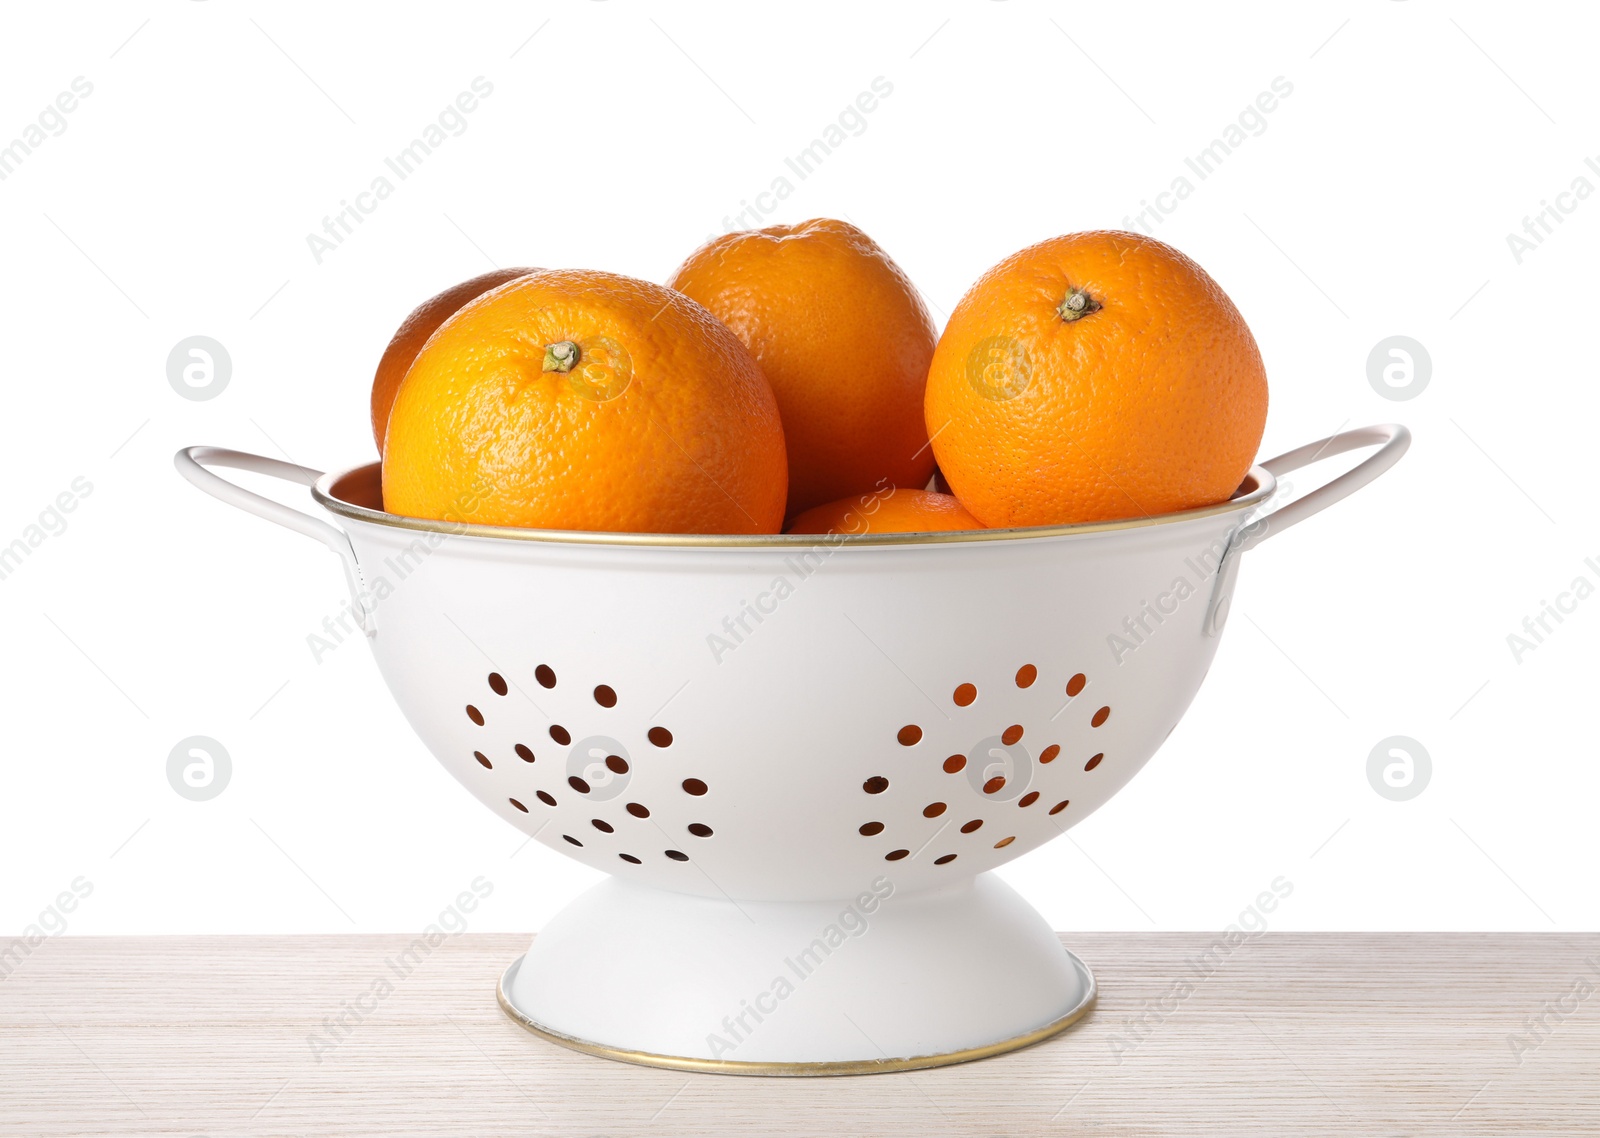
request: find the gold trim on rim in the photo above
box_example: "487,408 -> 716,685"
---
494,952 -> 1097,1077
313,464 -> 1275,549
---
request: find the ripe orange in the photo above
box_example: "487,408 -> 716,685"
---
370,267 -> 537,453
787,490 -> 983,536
925,231 -> 1268,527
669,218 -> 937,518
382,270 -> 788,534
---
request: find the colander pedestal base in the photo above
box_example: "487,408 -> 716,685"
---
498,872 -> 1095,1075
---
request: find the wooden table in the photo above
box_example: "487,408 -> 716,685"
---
2,934 -> 1596,1136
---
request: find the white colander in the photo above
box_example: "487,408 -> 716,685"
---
176,423 -> 1407,1074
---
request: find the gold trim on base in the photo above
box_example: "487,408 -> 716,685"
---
495,952 -> 1097,1077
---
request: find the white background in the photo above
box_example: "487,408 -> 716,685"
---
2,0 -> 1595,941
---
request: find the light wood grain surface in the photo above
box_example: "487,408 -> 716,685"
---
2,933 -> 1597,1136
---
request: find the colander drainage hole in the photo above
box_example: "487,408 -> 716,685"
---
664,850 -> 689,862
509,798 -> 528,813
592,819 -> 614,833
606,755 -> 629,774
1015,664 -> 1037,688
568,776 -> 591,794
619,853 -> 641,864
923,802 -> 946,818
1091,706 -> 1111,728
859,821 -> 884,836
536,791 -> 557,807
1001,724 -> 1023,745
982,776 -> 1006,795
1039,744 -> 1060,764
515,744 -> 535,763
1085,752 -> 1104,771
885,849 -> 910,861
960,819 -> 983,833
488,673 -> 508,696
687,823 -> 713,837
1049,800 -> 1070,816
943,755 -> 966,774
682,778 -> 708,796
594,684 -> 617,708
897,724 -> 922,746
626,802 -> 650,818
535,665 -> 557,689
934,854 -> 957,865
474,751 -> 491,769
1066,673 -> 1087,697
863,776 -> 889,794
648,726 -> 674,747
994,836 -> 1016,849
953,683 -> 977,707
563,835 -> 582,846
465,704 -> 484,726
550,724 -> 572,745
1018,791 -> 1040,808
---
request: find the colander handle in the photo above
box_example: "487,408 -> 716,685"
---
1204,423 -> 1410,635
174,446 -> 373,636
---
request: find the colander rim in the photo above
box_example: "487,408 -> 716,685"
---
312,462 -> 1276,548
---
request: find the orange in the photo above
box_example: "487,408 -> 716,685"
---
788,489 -> 984,536
669,218 -> 937,518
925,231 -> 1268,527
382,269 -> 787,534
370,267 -> 538,453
